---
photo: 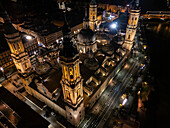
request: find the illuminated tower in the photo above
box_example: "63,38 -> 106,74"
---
89,0 -> 97,31
4,12 -> 34,90
60,12 -> 84,126
123,0 -> 140,50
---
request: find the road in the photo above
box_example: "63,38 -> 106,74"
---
79,56 -> 141,128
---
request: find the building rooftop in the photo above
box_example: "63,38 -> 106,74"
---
0,86 -> 50,128
29,33 -> 125,110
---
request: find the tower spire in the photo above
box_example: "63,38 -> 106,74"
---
133,0 -> 140,10
83,7 -> 89,29
60,11 -> 78,58
59,10 -> 84,127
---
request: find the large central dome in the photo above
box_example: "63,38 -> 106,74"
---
77,28 -> 96,43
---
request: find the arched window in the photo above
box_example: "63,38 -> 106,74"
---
128,16 -> 131,24
64,66 -> 67,79
134,17 -> 137,25
24,62 -> 28,69
75,65 -> 79,78
67,90 -> 70,99
128,35 -> 130,40
131,17 -> 134,25
69,67 -> 74,81
13,44 -> 16,52
77,89 -> 80,98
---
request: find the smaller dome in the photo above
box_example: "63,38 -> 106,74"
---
77,28 -> 96,43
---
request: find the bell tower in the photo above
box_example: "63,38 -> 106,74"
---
3,11 -> 34,90
89,0 -> 97,31
60,12 -> 84,126
123,0 -> 140,50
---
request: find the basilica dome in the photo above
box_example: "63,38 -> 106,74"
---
77,28 -> 96,44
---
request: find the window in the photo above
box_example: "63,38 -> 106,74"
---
131,17 -> 134,25
75,65 -> 79,78
24,62 -> 28,69
128,16 -> 131,24
67,90 -> 70,99
17,43 -> 22,52
13,44 -> 16,52
134,17 -> 137,25
69,67 -> 74,81
77,89 -> 80,98
64,66 -> 67,79
128,35 -> 130,40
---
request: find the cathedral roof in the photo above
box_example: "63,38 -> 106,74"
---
77,28 -> 96,44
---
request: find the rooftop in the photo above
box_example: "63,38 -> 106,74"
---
0,86 -> 50,128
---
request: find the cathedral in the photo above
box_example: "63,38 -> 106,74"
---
3,0 -> 140,127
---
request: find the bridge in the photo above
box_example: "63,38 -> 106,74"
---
141,11 -> 170,19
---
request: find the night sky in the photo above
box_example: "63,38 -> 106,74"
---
0,0 -> 170,128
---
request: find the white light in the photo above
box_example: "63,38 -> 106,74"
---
122,98 -> 127,106
110,23 -> 117,29
26,35 -> 32,40
0,67 -> 4,71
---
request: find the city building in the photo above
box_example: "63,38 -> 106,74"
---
2,0 -> 141,127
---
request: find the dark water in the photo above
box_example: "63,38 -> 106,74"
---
143,21 -> 170,128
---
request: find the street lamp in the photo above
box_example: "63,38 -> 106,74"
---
110,22 -> 117,29
0,67 -> 4,72
26,35 -> 32,40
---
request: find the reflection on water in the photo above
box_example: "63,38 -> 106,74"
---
144,19 -> 170,40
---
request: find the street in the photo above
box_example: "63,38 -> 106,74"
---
79,55 -> 142,128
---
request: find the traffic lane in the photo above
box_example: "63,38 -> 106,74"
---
96,60 -> 139,127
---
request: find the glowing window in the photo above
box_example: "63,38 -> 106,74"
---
131,17 -> 134,25
128,16 -> 131,24
67,91 -> 70,99
64,66 -> 67,79
69,67 -> 74,81
75,65 -> 79,78
17,43 -> 22,52
77,89 -> 80,98
13,44 -> 16,52
134,17 -> 137,25
24,63 -> 28,69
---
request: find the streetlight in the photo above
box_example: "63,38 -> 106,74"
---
0,67 -> 4,72
110,22 -> 118,29
26,35 -> 32,40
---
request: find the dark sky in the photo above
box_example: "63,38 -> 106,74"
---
140,0 -> 169,13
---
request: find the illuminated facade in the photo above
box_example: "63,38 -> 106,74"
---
123,0 -> 140,50
89,0 -> 97,31
4,15 -> 34,90
1,1 -> 142,127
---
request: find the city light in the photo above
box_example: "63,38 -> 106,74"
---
122,98 -> 128,106
26,35 -> 32,40
0,67 -> 4,72
110,22 -> 117,29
